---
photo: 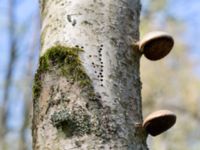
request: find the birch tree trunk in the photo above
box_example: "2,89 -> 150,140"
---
33,0 -> 148,149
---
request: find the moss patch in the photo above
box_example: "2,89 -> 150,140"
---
33,45 -> 93,102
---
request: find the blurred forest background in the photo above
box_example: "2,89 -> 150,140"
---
0,0 -> 200,149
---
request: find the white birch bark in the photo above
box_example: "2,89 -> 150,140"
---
32,0 -> 148,149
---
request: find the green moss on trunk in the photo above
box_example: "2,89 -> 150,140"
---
33,45 -> 93,101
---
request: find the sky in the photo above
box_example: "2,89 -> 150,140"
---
169,0 -> 200,55
0,0 -> 200,141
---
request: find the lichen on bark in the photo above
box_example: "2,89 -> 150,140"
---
50,108 -> 91,138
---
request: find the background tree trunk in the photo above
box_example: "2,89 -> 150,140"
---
19,21 -> 39,150
0,0 -> 16,149
33,0 -> 148,149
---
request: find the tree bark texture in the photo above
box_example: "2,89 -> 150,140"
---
33,0 -> 148,149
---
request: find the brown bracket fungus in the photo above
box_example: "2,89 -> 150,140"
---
143,110 -> 176,136
139,31 -> 174,60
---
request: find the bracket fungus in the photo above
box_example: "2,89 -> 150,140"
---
139,31 -> 174,60
143,110 -> 176,136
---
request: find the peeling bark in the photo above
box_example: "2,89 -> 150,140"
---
33,0 -> 148,149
